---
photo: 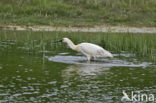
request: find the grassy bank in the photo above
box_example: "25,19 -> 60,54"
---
0,0 -> 156,27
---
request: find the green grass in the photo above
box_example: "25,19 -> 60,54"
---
0,30 -> 156,63
0,0 -> 156,27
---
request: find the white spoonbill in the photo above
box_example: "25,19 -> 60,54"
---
56,38 -> 113,61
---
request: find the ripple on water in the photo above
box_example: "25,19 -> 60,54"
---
0,84 -> 4,88
48,81 -> 57,85
46,55 -> 152,68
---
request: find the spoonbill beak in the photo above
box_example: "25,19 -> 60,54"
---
52,39 -> 63,43
56,39 -> 63,43
47,39 -> 62,45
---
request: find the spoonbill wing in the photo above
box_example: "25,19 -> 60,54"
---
79,43 -> 113,58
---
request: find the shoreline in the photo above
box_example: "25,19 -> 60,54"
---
0,25 -> 156,33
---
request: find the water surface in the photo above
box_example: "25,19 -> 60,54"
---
0,30 -> 156,102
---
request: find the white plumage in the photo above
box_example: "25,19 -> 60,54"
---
61,38 -> 113,61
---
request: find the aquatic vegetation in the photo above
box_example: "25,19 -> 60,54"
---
0,30 -> 155,62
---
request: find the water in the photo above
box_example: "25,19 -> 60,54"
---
0,30 -> 156,102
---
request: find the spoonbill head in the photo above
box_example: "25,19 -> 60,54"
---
57,37 -> 113,61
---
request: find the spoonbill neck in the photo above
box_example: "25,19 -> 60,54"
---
66,39 -> 77,50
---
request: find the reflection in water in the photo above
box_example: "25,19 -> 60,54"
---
65,65 -> 109,76
62,65 -> 110,80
